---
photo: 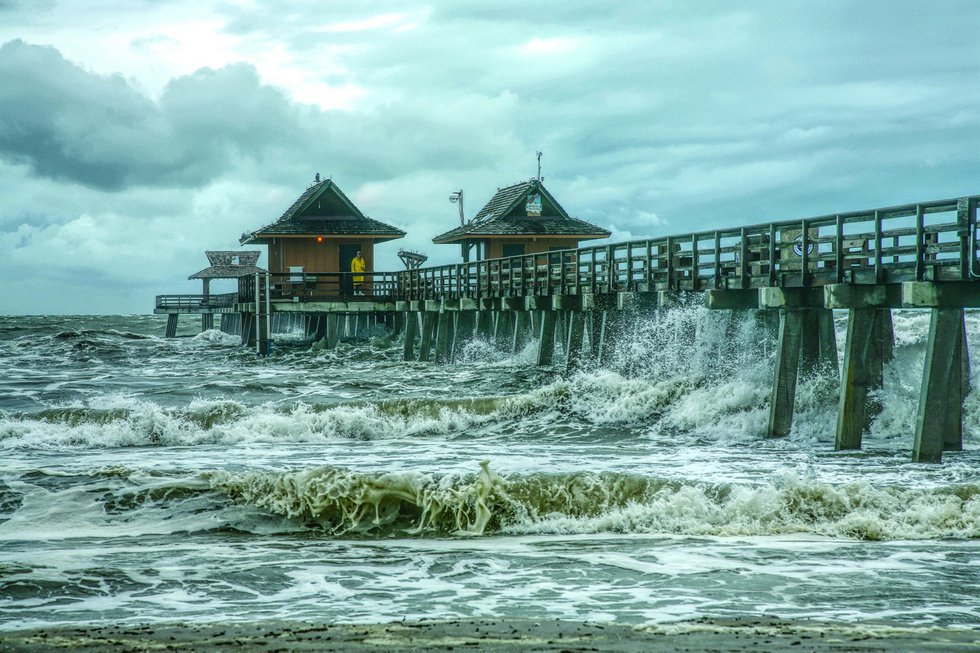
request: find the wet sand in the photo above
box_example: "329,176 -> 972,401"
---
2,618 -> 977,652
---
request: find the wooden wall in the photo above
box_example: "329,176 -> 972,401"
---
267,238 -> 375,274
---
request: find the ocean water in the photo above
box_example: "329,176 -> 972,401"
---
0,307 -> 978,631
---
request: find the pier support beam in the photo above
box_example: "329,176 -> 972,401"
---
537,310 -> 557,366
201,313 -> 214,332
418,311 -> 437,362
512,311 -> 531,353
324,314 -> 340,350
240,312 -> 255,347
914,308 -> 967,462
565,310 -> 586,374
768,310 -> 803,437
435,311 -> 452,363
402,311 -> 418,361
597,309 -> 621,366
165,313 -> 179,338
835,309 -> 880,450
454,311 -> 476,359
313,315 -> 328,341
494,312 -> 513,350
476,310 -> 494,339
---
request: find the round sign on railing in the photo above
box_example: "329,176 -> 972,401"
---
792,235 -> 814,256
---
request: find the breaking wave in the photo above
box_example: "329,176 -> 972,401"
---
210,461 -> 980,541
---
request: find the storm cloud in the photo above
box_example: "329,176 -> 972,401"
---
1,1 -> 980,313
0,40 -> 308,190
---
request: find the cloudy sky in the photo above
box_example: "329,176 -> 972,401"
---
2,1 -> 979,314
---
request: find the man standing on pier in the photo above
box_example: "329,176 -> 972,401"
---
351,250 -> 366,295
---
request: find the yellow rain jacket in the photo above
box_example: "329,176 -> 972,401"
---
351,256 -> 366,283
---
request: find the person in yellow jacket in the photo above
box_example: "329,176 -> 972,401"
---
351,250 -> 366,295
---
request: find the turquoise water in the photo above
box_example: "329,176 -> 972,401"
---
0,310 -> 978,630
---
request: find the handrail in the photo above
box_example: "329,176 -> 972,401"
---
155,194 -> 979,309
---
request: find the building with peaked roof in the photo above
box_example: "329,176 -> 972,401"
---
432,179 -> 610,261
240,175 -> 405,289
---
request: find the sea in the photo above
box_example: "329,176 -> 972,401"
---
0,306 -> 978,632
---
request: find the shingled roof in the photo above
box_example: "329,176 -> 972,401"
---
432,179 -> 610,244
188,251 -> 265,279
240,178 -> 405,245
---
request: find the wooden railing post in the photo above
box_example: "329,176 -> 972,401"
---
713,231 -> 722,289
739,228 -> 748,289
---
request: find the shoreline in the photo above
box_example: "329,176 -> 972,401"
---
2,618 -> 978,652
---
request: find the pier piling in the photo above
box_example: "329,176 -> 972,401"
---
768,310 -> 804,437
537,310 -> 557,366
402,311 -> 418,361
418,311 -> 436,362
914,308 -> 963,462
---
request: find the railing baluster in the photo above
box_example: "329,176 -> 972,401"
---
874,210 -> 883,283
691,233 -> 699,290
739,228 -> 748,289
835,214 -> 844,284
800,219 -> 808,286
915,203 -> 925,281
768,224 -> 777,286
713,231 -> 721,289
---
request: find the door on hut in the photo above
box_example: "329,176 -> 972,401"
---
340,243 -> 362,296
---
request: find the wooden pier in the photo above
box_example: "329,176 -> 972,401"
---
155,195 -> 980,462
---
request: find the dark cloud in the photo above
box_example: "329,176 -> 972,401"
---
0,39 -> 308,190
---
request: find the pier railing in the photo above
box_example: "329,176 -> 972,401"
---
394,196 -> 979,300
155,292 -> 238,310
237,271 -> 401,304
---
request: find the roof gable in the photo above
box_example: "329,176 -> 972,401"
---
189,250 -> 265,279
433,179 -> 609,244
241,178 -> 404,244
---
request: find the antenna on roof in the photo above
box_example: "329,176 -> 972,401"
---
536,151 -> 543,181
449,189 -> 464,225
315,172 -> 320,182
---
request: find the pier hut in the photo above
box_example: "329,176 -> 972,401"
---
188,250 -> 263,302
155,250 -> 264,337
240,175 -> 405,295
432,179 -> 610,261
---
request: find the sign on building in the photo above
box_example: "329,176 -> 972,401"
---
526,193 -> 542,216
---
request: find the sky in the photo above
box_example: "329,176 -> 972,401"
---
2,0 -> 979,314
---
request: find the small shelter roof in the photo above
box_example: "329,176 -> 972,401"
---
432,179 -> 610,244
240,178 -> 405,245
188,251 -> 265,280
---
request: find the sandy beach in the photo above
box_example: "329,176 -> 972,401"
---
2,618 -> 978,652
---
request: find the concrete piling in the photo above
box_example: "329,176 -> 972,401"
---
835,308 -> 879,450
512,311 -> 531,353
454,310 -> 476,359
418,311 -> 437,362
435,310 -> 452,363
537,310 -> 557,366
914,308 -> 964,463
768,309 -> 803,438
402,311 -> 418,361
564,310 -> 586,374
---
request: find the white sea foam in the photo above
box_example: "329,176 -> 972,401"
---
210,462 -> 980,541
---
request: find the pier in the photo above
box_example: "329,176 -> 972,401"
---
155,195 -> 980,462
